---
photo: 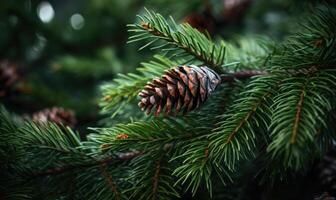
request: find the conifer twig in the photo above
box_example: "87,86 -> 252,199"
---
30,151 -> 143,178
220,70 -> 269,82
99,163 -> 121,200
128,9 -> 226,72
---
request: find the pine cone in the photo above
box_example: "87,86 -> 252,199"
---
138,65 -> 221,116
0,61 -> 19,97
32,107 -> 77,127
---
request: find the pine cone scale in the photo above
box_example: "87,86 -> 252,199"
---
162,74 -> 176,84
167,83 -> 176,97
177,81 -> 186,97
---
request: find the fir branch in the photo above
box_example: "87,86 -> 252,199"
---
128,8 -> 226,71
220,70 -> 268,82
223,36 -> 274,70
209,75 -> 282,170
259,6 -> 336,176
74,161 -> 128,200
151,154 -> 164,200
18,122 -> 84,168
0,105 -> 24,163
267,70 -> 336,170
30,156 -> 113,178
100,55 -> 176,118
87,117 -> 202,155
127,151 -> 180,200
270,6 -> 336,71
172,137 -> 232,197
0,106 -> 32,200
29,151 -> 142,178
291,84 -> 306,144
99,163 -> 121,200
91,86 -> 238,196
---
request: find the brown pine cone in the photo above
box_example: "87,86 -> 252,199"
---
138,65 -> 221,116
32,107 -> 77,127
0,61 -> 19,97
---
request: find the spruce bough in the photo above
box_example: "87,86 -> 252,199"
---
1,4 -> 336,200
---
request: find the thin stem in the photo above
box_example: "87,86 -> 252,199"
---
140,22 -> 220,69
99,163 -> 121,200
29,151 -> 142,178
220,70 -> 269,82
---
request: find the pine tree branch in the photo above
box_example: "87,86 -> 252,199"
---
139,22 -> 217,69
126,149 -> 179,200
268,70 -> 336,170
99,163 -> 121,200
224,92 -> 269,144
29,157 -> 113,178
100,55 -> 176,118
270,7 -> 336,72
291,84 -> 306,144
152,154 -> 164,200
220,70 -> 268,82
29,151 -> 142,179
128,9 -> 226,72
209,75 -> 282,169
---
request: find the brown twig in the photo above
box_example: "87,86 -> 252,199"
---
30,151 -> 143,179
99,163 -> 121,200
220,70 -> 268,82
152,154 -> 164,200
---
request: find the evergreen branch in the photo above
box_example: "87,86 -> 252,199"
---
267,70 -> 336,170
172,137 -> 232,197
0,105 -> 24,163
291,84 -> 306,144
74,162 -> 128,200
128,8 -> 226,71
209,75 -> 282,170
151,154 -> 164,200
87,117 -> 202,154
270,6 -> 336,71
223,36 -> 274,70
100,51 -> 265,119
100,55 -> 176,118
91,86 -> 237,196
99,163 -> 121,200
30,156 -> 113,178
259,6 -> 336,176
29,151 -> 142,178
169,85 -> 246,195
224,94 -> 266,144
314,108 -> 336,154
127,151 -> 180,200
220,70 -> 268,82
0,106 -> 33,200
19,122 -> 81,150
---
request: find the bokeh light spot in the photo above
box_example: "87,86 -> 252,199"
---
37,2 -> 55,23
70,13 -> 85,30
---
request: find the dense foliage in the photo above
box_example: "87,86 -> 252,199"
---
1,1 -> 336,199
